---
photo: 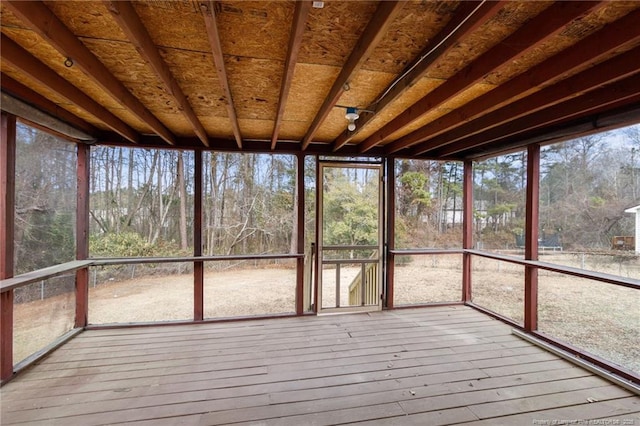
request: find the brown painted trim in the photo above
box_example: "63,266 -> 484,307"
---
524,145 -> 540,331
75,144 -> 90,327
0,112 -> 16,382
385,157 -> 395,309
295,153 -> 305,315
194,150 -> 204,321
462,160 -> 473,302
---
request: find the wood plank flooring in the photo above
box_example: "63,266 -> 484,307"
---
1,306 -> 639,425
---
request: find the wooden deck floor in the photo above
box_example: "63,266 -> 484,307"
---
1,306 -> 639,425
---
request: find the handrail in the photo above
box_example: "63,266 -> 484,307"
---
465,249 -> 640,290
391,249 -> 463,255
322,245 -> 379,251
0,254 -> 305,293
0,260 -> 92,293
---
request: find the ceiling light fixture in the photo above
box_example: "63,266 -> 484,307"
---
345,107 -> 359,132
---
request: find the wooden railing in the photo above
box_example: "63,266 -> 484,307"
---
348,260 -> 379,306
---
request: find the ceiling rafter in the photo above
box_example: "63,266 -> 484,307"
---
200,0 -> 243,149
4,0 -> 175,145
300,0 -> 407,150
357,1 -> 605,153
106,1 -> 210,147
429,72 -> 640,158
1,73 -> 98,136
331,0 -> 506,152
415,46 -> 640,157
0,35 -> 139,143
396,8 -> 640,155
271,1 -> 312,150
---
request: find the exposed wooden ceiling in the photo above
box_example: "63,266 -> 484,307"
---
1,1 -> 640,160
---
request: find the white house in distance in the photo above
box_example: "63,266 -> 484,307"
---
625,204 -> 640,254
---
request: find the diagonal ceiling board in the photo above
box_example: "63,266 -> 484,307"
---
201,0 -> 242,150
271,1 -> 312,150
0,35 -> 138,143
300,0 -> 407,150
106,1 -> 209,147
332,0 -> 506,152
1,73 -> 98,136
396,8 -> 640,155
428,63 -> 640,158
358,1 -> 605,153
4,0 -> 175,145
417,46 -> 640,157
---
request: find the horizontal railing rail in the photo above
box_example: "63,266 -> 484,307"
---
0,260 -> 93,293
465,249 -> 639,290
390,249 -> 463,255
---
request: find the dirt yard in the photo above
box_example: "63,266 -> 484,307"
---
13,253 -> 639,374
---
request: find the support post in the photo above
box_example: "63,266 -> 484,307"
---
385,157 -> 395,309
313,156 -> 320,313
194,150 -> 204,321
295,152 -> 305,315
525,144 -> 540,331
75,143 -> 90,328
462,160 -> 473,302
1,112 -> 16,381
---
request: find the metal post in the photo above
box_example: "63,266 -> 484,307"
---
194,150 -> 204,321
75,143 -> 90,328
462,160 -> 473,302
525,144 -> 540,331
1,112 -> 16,381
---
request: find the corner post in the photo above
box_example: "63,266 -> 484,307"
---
525,144 -> 540,331
75,143 -> 90,328
1,112 -> 16,381
194,150 -> 204,321
462,159 -> 473,302
295,152 -> 305,315
385,157 -> 395,309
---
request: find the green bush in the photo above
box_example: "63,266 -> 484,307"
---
90,232 -> 153,257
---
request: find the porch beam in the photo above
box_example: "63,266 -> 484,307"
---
1,112 -> 16,382
201,1 -> 243,149
524,145 -> 540,331
359,1 -> 604,151
75,143 -> 90,328
347,0 -> 505,152
0,35 -> 139,144
5,1 -> 175,145
301,0 -> 407,150
417,46 -> 640,157
271,1 -> 312,150
194,150 -> 204,321
430,72 -> 640,158
392,8 -> 640,155
106,1 -> 209,147
462,160 -> 473,302
1,73 -> 98,137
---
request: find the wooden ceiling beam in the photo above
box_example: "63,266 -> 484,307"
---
389,8 -> 640,155
1,73 -> 98,136
4,0 -> 175,145
271,1 -> 312,150
415,46 -> 640,157
300,0 -> 407,150
106,1 -> 210,147
358,1 -> 604,152
332,0 -> 505,151
0,35 -> 139,143
429,72 -> 640,158
201,1 -> 243,149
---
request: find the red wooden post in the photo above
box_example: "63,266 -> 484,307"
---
1,112 -> 16,381
75,143 -> 90,328
385,157 -> 395,309
462,160 -> 473,302
194,150 -> 204,321
313,156 -> 320,313
295,152 -> 305,315
525,144 -> 540,331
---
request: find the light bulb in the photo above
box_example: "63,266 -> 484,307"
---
347,122 -> 356,132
